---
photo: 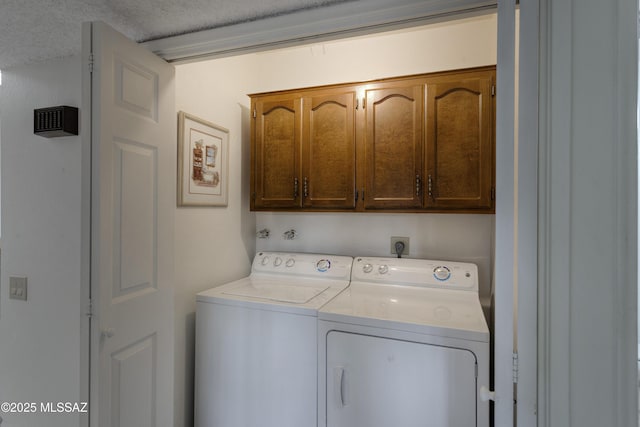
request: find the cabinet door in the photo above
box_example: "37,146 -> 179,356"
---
302,91 -> 356,209
253,96 -> 302,209
425,72 -> 494,210
363,84 -> 423,209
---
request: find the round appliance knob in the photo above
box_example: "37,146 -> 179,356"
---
260,256 -> 270,266
316,259 -> 331,272
274,257 -> 283,267
378,265 -> 389,275
433,266 -> 451,281
285,258 -> 295,268
362,263 -> 373,273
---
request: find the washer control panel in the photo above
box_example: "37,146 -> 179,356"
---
252,252 -> 353,280
352,256 -> 478,292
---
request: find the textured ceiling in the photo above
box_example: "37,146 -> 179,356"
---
0,0 -> 346,69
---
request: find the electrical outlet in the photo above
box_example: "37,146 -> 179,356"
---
9,276 -> 27,301
390,236 -> 410,256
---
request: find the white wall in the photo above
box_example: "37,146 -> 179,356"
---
0,57 -> 84,427
173,57 -> 257,427
245,13 -> 497,91
174,13 -> 496,427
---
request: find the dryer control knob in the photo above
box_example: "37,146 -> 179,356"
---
274,257 -> 283,267
378,265 -> 389,275
285,258 -> 295,268
261,256 -> 270,266
362,263 -> 373,273
316,259 -> 331,272
433,266 -> 451,281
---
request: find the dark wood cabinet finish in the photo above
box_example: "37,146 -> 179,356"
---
425,70 -> 495,210
363,82 -> 424,209
252,95 -> 302,209
250,66 -> 496,213
302,90 -> 356,209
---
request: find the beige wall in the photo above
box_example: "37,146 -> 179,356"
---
243,14 -> 496,91
174,12 -> 496,426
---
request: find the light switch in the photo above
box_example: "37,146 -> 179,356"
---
9,277 -> 27,301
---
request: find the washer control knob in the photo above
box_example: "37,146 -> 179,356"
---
274,257 -> 283,267
261,256 -> 270,266
378,265 -> 389,275
433,266 -> 452,281
285,258 -> 295,268
316,259 -> 331,272
362,263 -> 373,273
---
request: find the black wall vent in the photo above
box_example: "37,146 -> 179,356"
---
34,106 -> 79,138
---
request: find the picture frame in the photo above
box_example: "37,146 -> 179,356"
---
177,111 -> 229,207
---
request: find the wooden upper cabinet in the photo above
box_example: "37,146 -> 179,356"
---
363,83 -> 424,209
302,91 -> 356,209
252,95 -> 302,209
250,66 -> 496,213
425,70 -> 495,211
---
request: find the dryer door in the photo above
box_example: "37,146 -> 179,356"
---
326,331 -> 477,427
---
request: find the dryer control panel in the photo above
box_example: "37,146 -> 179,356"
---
252,252 -> 353,280
351,257 -> 478,292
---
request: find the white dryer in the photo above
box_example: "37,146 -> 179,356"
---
318,256 -> 490,427
195,252 -> 353,427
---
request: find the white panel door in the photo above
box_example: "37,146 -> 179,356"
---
87,21 -> 175,427
326,331 -> 477,427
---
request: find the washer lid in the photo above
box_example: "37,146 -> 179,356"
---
222,280 -> 329,304
318,283 -> 489,342
197,276 -> 350,315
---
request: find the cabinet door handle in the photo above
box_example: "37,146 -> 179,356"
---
428,174 -> 433,199
303,177 -> 309,198
294,177 -> 299,199
416,174 -> 422,196
355,189 -> 359,203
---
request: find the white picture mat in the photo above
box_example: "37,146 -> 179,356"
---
178,111 -> 229,206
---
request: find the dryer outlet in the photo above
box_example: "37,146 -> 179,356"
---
390,236 -> 410,256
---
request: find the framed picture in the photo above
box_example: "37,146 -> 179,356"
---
177,111 -> 229,207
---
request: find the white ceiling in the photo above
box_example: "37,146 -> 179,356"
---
0,0 -> 347,69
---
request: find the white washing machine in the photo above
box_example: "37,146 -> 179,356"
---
195,251 -> 353,427
318,256 -> 490,427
